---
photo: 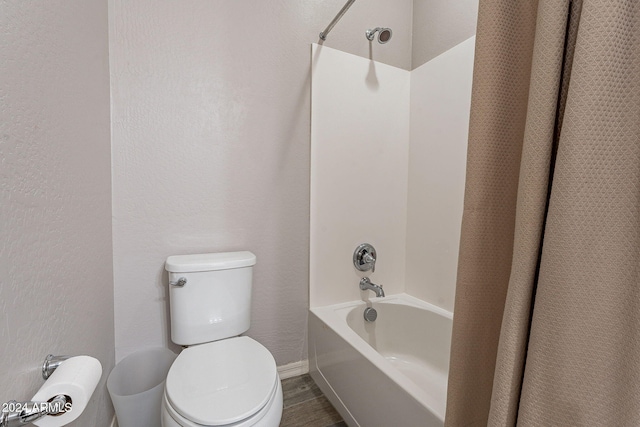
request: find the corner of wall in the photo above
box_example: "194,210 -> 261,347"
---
405,37 -> 476,312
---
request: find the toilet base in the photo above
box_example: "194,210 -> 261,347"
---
161,378 -> 283,427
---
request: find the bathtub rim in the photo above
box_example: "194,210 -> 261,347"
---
310,293 -> 453,422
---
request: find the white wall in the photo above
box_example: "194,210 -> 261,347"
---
310,44 -> 411,307
0,1 -> 114,425
412,0 -> 479,69
109,0 -> 414,364
406,37 -> 475,311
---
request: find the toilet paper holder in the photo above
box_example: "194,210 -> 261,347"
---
1,355 -> 73,427
42,355 -> 72,380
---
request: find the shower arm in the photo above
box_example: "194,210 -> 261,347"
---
319,0 -> 356,41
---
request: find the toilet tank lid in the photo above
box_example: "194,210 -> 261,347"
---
165,251 -> 256,273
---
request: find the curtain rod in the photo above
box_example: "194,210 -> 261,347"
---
319,0 -> 357,41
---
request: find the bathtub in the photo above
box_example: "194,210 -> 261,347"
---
309,294 -> 452,427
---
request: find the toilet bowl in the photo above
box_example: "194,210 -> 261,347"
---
162,380 -> 283,427
161,337 -> 282,427
162,252 -> 283,427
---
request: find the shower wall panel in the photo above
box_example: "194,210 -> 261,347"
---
310,44 -> 411,307
405,37 -> 475,311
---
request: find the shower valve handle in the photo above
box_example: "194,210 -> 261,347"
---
362,253 -> 376,273
353,243 -> 377,273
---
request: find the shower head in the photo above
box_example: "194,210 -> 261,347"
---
366,27 -> 392,44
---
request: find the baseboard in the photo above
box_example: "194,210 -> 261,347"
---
277,359 -> 309,380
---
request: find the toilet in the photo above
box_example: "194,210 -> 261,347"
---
161,251 -> 283,427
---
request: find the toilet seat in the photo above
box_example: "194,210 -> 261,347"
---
165,336 -> 278,426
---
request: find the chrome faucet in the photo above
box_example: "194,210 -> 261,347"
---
359,277 -> 385,298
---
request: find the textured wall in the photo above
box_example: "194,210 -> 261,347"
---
406,37 -> 475,311
109,0 -> 413,365
310,44 -> 410,307
0,1 -> 114,426
412,0 -> 479,69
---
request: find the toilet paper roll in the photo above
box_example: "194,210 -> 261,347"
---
31,355 -> 102,427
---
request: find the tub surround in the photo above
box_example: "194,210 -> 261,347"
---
309,38 -> 474,427
310,43 -> 411,308
406,36 -> 475,311
311,39 -> 475,311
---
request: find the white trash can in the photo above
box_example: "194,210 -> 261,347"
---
107,348 -> 177,427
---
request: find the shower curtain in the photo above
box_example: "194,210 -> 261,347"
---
445,0 -> 639,425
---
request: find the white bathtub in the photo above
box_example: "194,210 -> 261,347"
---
309,294 -> 452,427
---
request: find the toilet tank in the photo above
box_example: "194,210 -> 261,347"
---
165,251 -> 256,346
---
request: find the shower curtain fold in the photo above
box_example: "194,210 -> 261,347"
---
445,0 -> 640,426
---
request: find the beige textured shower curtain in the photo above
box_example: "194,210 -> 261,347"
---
445,0 -> 640,425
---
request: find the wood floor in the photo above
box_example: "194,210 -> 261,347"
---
280,374 -> 346,427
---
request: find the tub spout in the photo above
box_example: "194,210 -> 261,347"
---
359,277 -> 385,298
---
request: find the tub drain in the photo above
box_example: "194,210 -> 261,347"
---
364,307 -> 377,322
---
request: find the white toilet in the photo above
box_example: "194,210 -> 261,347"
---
161,251 -> 283,427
